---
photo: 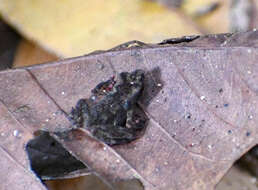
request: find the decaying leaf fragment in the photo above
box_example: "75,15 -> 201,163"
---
0,31 -> 258,190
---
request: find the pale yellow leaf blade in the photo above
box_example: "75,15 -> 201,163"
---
181,0 -> 230,33
0,0 -> 200,57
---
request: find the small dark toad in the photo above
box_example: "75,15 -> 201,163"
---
69,70 -> 148,145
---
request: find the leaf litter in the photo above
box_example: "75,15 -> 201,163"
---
0,32 -> 258,190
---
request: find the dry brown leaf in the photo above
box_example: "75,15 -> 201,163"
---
13,40 -> 59,68
216,165 -> 258,190
0,0 -> 200,57
0,102 -> 47,190
46,176 -> 144,190
0,19 -> 20,70
0,32 -> 258,190
46,175 -> 111,190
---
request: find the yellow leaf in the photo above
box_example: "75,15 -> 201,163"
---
0,0 -> 200,57
181,0 -> 229,33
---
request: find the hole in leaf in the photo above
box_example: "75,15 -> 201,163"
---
26,131 -> 87,180
27,131 -> 145,190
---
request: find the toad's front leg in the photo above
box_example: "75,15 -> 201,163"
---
90,124 -> 136,145
126,109 -> 134,129
69,99 -> 91,128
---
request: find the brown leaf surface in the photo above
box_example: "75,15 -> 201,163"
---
1,32 -> 258,190
13,40 -> 59,68
0,147 -> 46,190
0,101 -> 47,190
0,20 -> 20,70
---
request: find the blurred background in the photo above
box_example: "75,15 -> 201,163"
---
1,0 -> 258,69
0,0 -> 257,189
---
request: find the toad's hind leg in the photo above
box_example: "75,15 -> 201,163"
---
69,99 -> 90,128
90,125 -> 136,145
